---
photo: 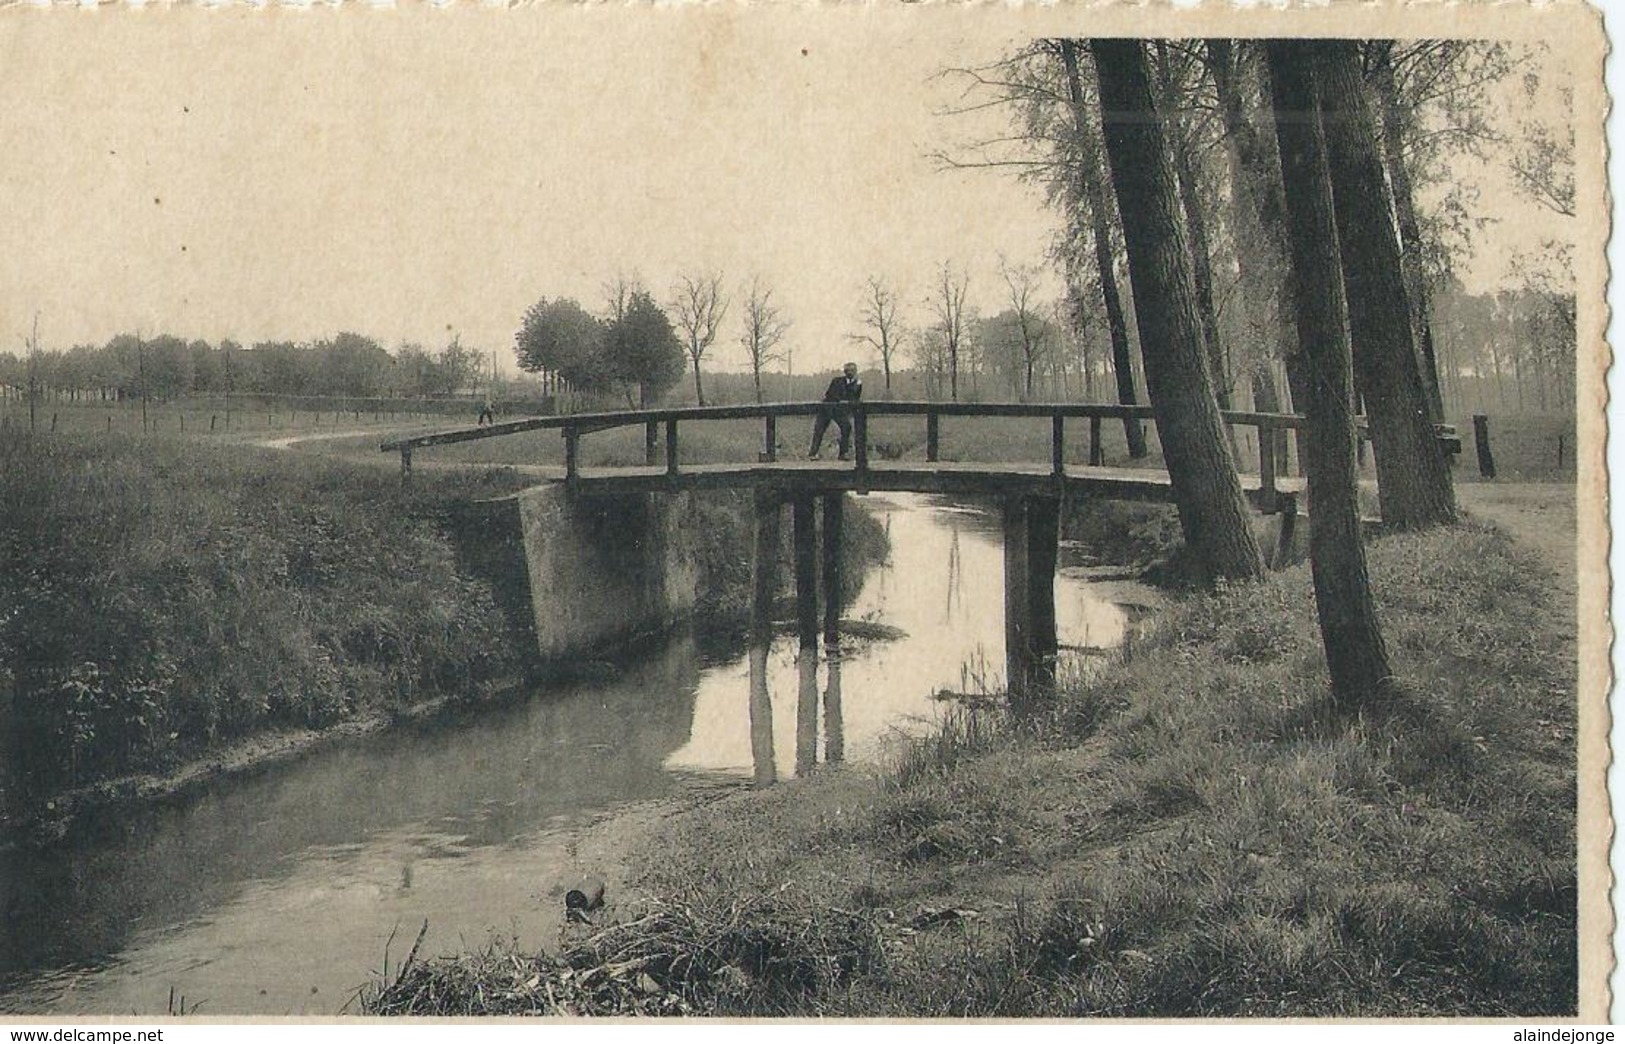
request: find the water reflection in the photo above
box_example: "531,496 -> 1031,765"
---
794,651 -> 820,777
669,493 -> 1129,777
0,638 -> 706,1015
823,652 -> 845,766
747,644 -> 776,788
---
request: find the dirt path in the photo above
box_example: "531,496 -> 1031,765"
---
1455,482 -> 1578,603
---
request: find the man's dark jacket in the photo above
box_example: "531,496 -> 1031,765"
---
823,375 -> 862,404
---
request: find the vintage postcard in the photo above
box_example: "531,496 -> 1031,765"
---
0,0 -> 1608,1028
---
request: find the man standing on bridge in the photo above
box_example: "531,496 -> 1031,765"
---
809,362 -> 862,460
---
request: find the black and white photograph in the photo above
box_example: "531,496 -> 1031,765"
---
0,2 -> 1607,1027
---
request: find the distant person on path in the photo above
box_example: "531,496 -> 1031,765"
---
809,362 -> 862,460
477,397 -> 495,426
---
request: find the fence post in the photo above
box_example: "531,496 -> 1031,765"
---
1473,414 -> 1496,479
926,411 -> 940,462
666,418 -> 680,475
564,427 -> 580,484
645,420 -> 659,467
399,444 -> 412,486
764,414 -> 778,463
853,405 -> 868,475
1051,414 -> 1065,476
1089,415 -> 1103,466
1259,422 -> 1278,512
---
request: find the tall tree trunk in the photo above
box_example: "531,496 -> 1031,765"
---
1208,39 -> 1308,469
1060,40 -> 1147,459
1265,40 -> 1394,709
1369,45 -> 1446,423
1091,38 -> 1265,583
1317,41 -> 1457,530
691,357 -> 706,407
1155,43 -> 1232,416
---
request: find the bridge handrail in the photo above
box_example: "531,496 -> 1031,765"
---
379,400 -> 1321,453
380,400 -> 1460,510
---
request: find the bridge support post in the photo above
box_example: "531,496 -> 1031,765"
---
793,494 -> 819,649
645,420 -> 659,466
752,490 -> 782,644
821,492 -> 843,647
926,413 -> 940,462
1004,494 -> 1059,712
564,428 -> 580,487
1089,415 -> 1103,466
792,492 -> 820,776
749,490 -> 781,787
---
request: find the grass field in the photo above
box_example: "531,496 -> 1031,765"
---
0,397 -> 458,441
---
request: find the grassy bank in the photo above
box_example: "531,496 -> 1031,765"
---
0,432 -> 539,824
368,515 -> 1576,1017
0,430 -> 886,833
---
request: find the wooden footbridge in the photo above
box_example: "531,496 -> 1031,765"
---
382,400 -> 1310,504
383,400 -> 1320,704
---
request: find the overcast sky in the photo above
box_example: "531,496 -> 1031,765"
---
0,7 -> 1575,376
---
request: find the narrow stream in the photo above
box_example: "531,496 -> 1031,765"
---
0,492 -> 1133,1015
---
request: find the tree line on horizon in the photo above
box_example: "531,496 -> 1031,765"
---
0,331 -> 493,404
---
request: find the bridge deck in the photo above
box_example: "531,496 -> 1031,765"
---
558,459 -> 1307,504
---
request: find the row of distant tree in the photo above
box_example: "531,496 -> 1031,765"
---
924,276 -> 1576,416
0,332 -> 488,403
0,270 -> 1570,420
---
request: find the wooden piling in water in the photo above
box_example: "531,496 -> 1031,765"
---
793,492 -> 821,776
1004,494 -> 1059,711
793,494 -> 818,651
751,491 -> 781,645
1003,496 -> 1030,704
821,492 -> 843,647
1028,495 -> 1058,685
750,490 -> 782,787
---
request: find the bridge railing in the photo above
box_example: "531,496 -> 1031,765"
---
381,400 -> 1458,507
